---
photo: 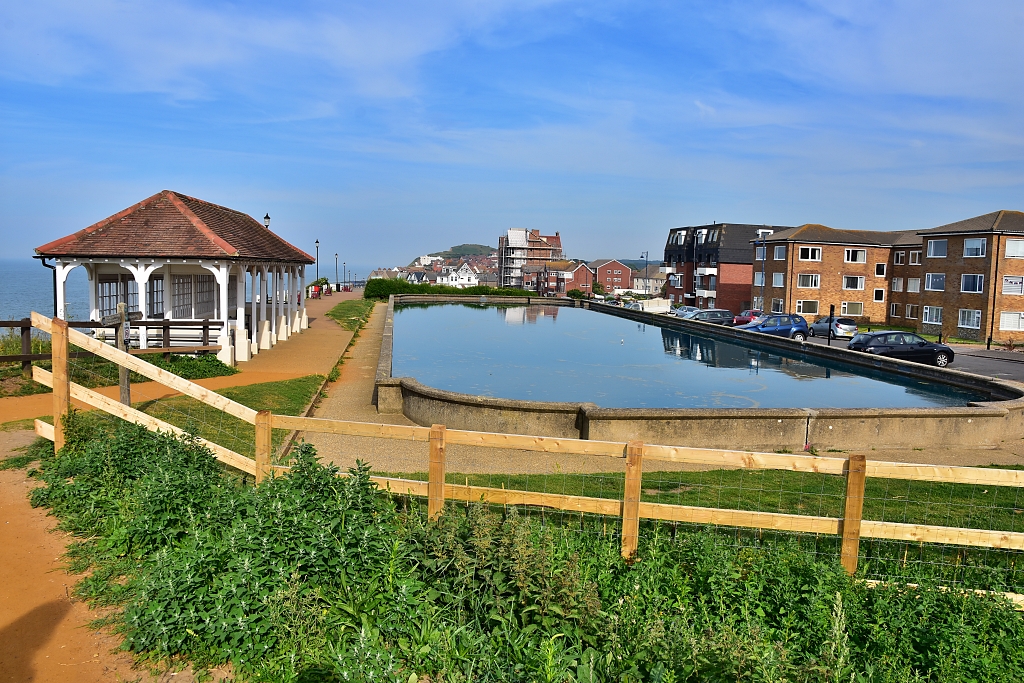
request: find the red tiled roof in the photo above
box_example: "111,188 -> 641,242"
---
35,190 -> 314,263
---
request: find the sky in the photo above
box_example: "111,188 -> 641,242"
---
1,0 -> 1022,269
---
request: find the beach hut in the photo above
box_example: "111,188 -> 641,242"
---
34,190 -> 315,365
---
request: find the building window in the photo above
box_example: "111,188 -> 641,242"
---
1000,312 -> 1024,331
843,276 -> 865,290
771,298 -> 785,313
772,272 -> 784,288
1006,240 -> 1024,258
1003,276 -> 1024,295
172,275 -> 193,318
927,239 -> 947,258
906,304 -> 920,319
890,303 -> 901,317
924,273 -> 945,291
958,309 -> 982,329
894,251 -> 906,265
774,245 -> 786,260
752,296 -> 764,310
963,238 -> 986,258
841,302 -> 863,316
874,288 -> 885,302
891,277 -> 903,292
961,274 -> 984,293
797,274 -> 820,288
796,300 -> 818,314
147,277 -> 164,317
98,277 -> 120,318
614,269 -> 621,274
799,246 -> 821,261
753,272 -> 764,287
755,246 -> 766,260
910,251 -> 922,265
907,278 -> 921,293
922,306 -> 943,324
845,249 -> 867,263
195,274 -> 216,318
875,263 -> 886,276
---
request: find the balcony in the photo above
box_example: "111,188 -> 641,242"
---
696,288 -> 717,299
696,266 -> 717,276
659,265 -> 677,274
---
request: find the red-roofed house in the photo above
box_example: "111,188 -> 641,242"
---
34,190 -> 315,365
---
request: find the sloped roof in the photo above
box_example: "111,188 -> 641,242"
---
35,190 -> 314,263
589,258 -> 627,269
762,224 -> 917,247
917,211 -> 1024,235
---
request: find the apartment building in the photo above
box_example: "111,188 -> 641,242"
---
752,225 -> 914,323
496,228 -> 563,288
590,259 -> 632,292
898,211 -> 1024,343
663,223 -> 792,313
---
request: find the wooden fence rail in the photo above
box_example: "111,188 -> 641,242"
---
27,311 -> 1024,573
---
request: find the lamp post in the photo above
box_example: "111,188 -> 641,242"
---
759,232 -> 767,313
315,239 -> 320,282
640,251 -> 649,294
335,253 -> 339,291
343,262 -> 346,288
264,213 -> 270,228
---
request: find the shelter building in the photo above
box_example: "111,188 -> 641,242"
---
34,190 -> 315,365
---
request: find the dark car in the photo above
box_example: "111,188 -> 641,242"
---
685,308 -> 735,325
732,309 -> 762,326
847,331 -> 954,367
808,316 -> 858,339
736,314 -> 809,341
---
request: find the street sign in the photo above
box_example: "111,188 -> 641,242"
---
100,311 -> 143,326
124,318 -> 131,346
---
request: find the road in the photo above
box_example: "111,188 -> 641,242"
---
803,335 -> 1024,383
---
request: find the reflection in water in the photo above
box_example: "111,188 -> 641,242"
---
500,305 -> 561,325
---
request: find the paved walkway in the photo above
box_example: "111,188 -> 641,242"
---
0,293 -> 356,424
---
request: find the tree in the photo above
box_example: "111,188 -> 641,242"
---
566,289 -> 585,299
593,282 -> 606,296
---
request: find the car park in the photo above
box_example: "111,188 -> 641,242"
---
847,331 -> 954,367
808,316 -> 859,339
736,314 -> 809,341
732,309 -> 762,326
684,308 -> 735,325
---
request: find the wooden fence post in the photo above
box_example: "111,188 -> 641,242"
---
115,303 -> 131,406
51,317 -> 70,453
621,440 -> 644,560
255,410 -> 272,484
841,453 -> 867,575
21,318 -> 32,379
428,424 -> 447,520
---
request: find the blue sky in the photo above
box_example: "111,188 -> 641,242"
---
1,1 -> 1021,270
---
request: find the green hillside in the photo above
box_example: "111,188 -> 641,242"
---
429,243 -> 495,259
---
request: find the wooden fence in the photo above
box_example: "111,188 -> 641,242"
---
26,312 -> 1024,589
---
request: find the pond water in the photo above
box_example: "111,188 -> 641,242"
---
391,304 -> 987,409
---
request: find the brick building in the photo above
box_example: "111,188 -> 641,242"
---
752,224 -> 914,323
663,223 -> 791,313
496,228 -> 563,288
589,259 -> 632,293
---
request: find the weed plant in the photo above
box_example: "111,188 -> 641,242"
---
23,417 -> 1024,682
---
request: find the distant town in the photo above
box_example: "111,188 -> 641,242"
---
368,210 -> 1024,345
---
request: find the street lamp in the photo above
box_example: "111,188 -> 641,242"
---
343,262 -> 346,288
640,251 -> 649,294
264,213 -> 270,228
315,239 -> 320,281
335,253 -> 339,291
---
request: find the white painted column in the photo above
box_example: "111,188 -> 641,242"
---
300,266 -> 309,329
85,265 -> 99,321
270,266 -> 278,345
126,263 -> 158,349
258,265 -> 271,350
203,263 -> 234,365
290,266 -> 302,333
276,265 -> 289,341
249,267 -> 259,356
55,261 -> 77,320
234,264 -> 249,362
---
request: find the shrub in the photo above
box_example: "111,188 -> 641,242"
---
363,278 -> 533,300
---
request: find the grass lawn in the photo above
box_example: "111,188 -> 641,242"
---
875,324 -> 986,346
325,298 -> 376,331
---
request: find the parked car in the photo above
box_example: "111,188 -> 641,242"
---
732,309 -> 762,326
672,305 -> 699,317
736,314 -> 809,341
684,308 -> 735,325
808,316 -> 859,339
847,331 -> 954,367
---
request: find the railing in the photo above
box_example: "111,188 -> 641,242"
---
23,311 -> 1024,601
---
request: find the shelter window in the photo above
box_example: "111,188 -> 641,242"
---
172,275 -> 193,318
147,277 -> 164,317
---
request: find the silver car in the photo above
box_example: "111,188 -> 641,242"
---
808,316 -> 859,339
672,306 -> 699,317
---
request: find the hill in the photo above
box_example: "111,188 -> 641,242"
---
429,243 -> 495,259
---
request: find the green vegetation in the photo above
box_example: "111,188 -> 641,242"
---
364,278 -> 533,300
326,299 -> 376,332
427,243 -> 494,260
567,288 -> 586,299
593,282 -> 606,295
20,422 -> 1024,682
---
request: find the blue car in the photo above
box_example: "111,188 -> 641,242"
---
737,314 -> 809,341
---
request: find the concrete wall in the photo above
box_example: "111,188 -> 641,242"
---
377,296 -> 1024,451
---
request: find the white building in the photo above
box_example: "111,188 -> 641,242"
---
437,262 -> 480,288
